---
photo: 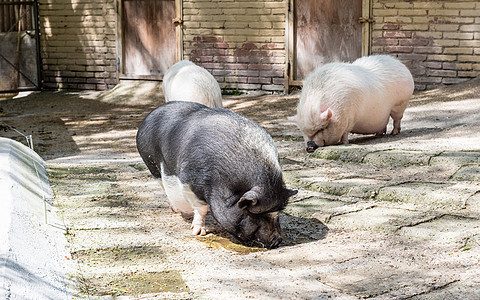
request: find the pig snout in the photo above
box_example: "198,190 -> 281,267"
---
306,140 -> 319,153
248,232 -> 282,249
234,212 -> 284,249
255,213 -> 284,249
269,235 -> 283,248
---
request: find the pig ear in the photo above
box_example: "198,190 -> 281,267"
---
320,109 -> 333,121
287,115 -> 297,122
238,190 -> 259,210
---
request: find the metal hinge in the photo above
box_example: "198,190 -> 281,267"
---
358,17 -> 375,24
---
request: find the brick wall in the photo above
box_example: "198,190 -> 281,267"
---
38,0 -> 479,93
39,0 -> 118,90
371,0 -> 480,90
182,0 -> 287,93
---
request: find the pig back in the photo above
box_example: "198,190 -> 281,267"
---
352,55 -> 414,104
174,104 -> 285,200
136,101 -> 198,178
162,60 -> 223,108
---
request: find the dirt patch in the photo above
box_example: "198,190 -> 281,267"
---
79,270 -> 189,296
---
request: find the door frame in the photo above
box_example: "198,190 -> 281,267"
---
116,0 -> 183,81
285,0 -> 372,92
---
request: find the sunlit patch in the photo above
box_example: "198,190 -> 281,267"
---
197,233 -> 267,254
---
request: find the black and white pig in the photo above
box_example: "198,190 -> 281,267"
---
136,101 -> 297,248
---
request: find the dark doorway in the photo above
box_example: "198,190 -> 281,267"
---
0,0 -> 41,93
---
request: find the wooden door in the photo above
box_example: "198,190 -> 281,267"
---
121,0 -> 177,79
0,1 -> 41,93
288,0 -> 370,85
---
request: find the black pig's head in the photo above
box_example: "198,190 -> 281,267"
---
211,186 -> 297,249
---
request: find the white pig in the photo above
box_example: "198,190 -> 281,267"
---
289,55 -> 414,152
162,60 -> 223,108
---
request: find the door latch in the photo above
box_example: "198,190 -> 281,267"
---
172,17 -> 183,25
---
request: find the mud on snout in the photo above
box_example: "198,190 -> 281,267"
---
234,211 -> 283,249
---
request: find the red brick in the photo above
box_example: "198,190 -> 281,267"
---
225,63 -> 248,70
248,77 -> 271,84
442,77 -> 465,84
373,38 -> 399,46
241,42 -> 258,50
251,50 -> 271,57
383,23 -> 401,30
423,61 -> 443,69
415,76 -> 442,83
193,42 -> 214,49
213,56 -> 236,63
260,69 -> 283,77
212,69 -> 232,76
214,42 -> 229,49
225,76 -> 248,83
237,70 -> 260,77
236,56 -> 264,63
230,83 -> 262,90
384,46 -> 414,53
193,36 -> 222,43
262,84 -> 283,91
191,49 -> 227,56
248,63 -> 272,71
385,31 -> 412,38
396,53 -> 427,61
413,46 -> 443,54
233,49 -> 251,56
196,56 -> 214,62
399,38 -> 430,46
427,69 -> 457,77
200,62 -> 224,69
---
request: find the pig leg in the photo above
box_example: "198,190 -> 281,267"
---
161,165 -> 189,213
341,132 -> 349,144
190,204 -> 209,236
375,118 -> 389,136
390,112 -> 404,135
182,185 -> 209,236
391,119 -> 401,135
391,101 -> 408,135
376,126 -> 387,136
157,178 -> 179,213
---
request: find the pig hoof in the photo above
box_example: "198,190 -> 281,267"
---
391,128 -> 400,135
191,225 -> 206,236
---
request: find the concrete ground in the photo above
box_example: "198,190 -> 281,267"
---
0,78 -> 479,299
